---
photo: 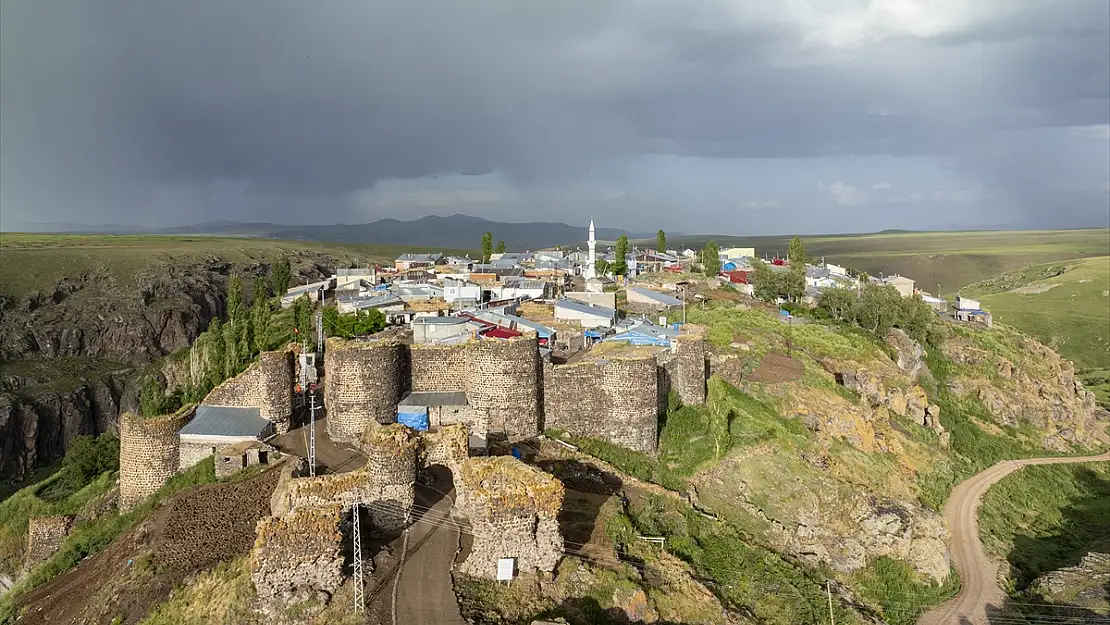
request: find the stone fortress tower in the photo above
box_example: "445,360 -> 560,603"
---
323,336 -> 408,443
118,406 -> 196,511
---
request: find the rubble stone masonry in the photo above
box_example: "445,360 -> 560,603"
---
410,334 -> 542,440
670,335 -> 707,405
251,504 -> 346,609
324,337 -> 407,442
119,407 -> 195,511
23,515 -> 73,570
543,355 -> 660,453
203,349 -> 295,433
455,456 -> 563,579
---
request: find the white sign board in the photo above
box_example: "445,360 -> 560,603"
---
496,558 -> 515,581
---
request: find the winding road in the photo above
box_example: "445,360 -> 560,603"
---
917,452 -> 1110,625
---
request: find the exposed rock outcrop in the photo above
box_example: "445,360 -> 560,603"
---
886,329 -> 928,380
0,374 -> 131,480
1029,552 -> 1110,612
942,332 -> 1109,450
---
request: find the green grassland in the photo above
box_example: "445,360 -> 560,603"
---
666,228 -> 1109,295
963,256 -> 1110,370
979,461 -> 1110,590
0,233 -> 473,298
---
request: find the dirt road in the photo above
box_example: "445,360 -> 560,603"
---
393,466 -> 467,625
917,452 -> 1110,625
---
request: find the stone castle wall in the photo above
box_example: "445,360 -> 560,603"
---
119,407 -> 195,511
250,504 -> 346,609
203,349 -> 295,434
669,335 -> 707,405
419,425 -> 469,476
543,355 -> 660,453
410,335 -> 542,440
410,343 -> 471,392
469,335 -> 542,441
324,338 -> 407,443
23,515 -> 73,570
455,456 -> 563,579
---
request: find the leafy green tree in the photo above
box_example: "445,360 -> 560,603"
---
657,230 -> 667,253
270,255 -> 292,295
222,319 -> 240,376
612,235 -> 629,276
751,259 -> 781,303
700,241 -> 720,277
251,277 -> 267,305
205,317 -> 225,387
292,294 -> 313,339
594,258 -> 610,277
495,240 -> 506,255
62,434 -> 119,489
787,236 -> 807,266
785,236 -> 807,302
324,306 -> 385,338
227,275 -> 245,322
817,288 -> 857,322
139,377 -> 180,417
251,290 -> 272,355
481,232 -> 493,263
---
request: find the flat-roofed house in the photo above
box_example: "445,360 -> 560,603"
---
626,286 -> 683,310
554,298 -> 617,329
411,316 -> 476,345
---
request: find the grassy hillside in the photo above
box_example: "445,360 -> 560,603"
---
963,256 -> 1110,370
667,228 -> 1109,295
0,233 -> 473,298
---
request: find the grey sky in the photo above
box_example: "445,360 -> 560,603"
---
1,0 -> 1107,233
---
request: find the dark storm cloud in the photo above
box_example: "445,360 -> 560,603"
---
1,0 -> 1107,228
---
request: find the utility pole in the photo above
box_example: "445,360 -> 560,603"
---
352,502 -> 364,612
308,390 -> 317,477
826,581 -> 835,625
315,310 -> 324,354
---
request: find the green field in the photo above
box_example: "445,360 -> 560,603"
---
963,256 -> 1110,370
0,233 -> 473,298
667,228 -> 1110,295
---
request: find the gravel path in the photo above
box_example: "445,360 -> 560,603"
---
917,452 -> 1110,625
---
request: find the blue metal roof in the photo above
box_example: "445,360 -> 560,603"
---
180,405 -> 271,438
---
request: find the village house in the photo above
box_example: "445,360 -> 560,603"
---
178,405 -> 275,469
470,310 -> 556,346
334,267 -> 376,288
396,283 -> 445,302
881,275 -> 916,297
411,316 -> 479,345
394,253 -> 444,271
336,292 -> 404,315
214,440 -> 281,479
604,318 -> 680,347
626,286 -> 683,310
553,298 -> 617,329
720,246 -> 756,259
488,278 -> 551,301
443,278 -> 484,306
280,277 -> 334,308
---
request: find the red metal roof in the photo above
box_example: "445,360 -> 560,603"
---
481,326 -> 522,339
723,270 -> 751,284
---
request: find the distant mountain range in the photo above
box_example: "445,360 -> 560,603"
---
4,214 -> 656,250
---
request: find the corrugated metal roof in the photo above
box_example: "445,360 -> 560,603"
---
627,286 -> 683,306
180,405 -> 270,438
400,391 -> 469,407
555,298 -> 616,318
413,316 -> 467,325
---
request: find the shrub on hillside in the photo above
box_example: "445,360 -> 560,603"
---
61,434 -> 119,491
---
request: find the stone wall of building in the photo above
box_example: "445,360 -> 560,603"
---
203,349 -> 295,434
668,335 -> 707,405
119,407 -> 195,511
23,515 -> 73,570
410,335 -> 541,440
543,355 -> 660,453
324,337 -> 408,443
469,335 -> 542,441
419,424 -> 469,476
455,456 -> 563,579
179,441 -> 216,469
250,504 -> 346,609
410,343 -> 471,392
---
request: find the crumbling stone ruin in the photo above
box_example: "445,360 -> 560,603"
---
23,515 -> 73,570
215,440 -> 280,479
250,504 -> 347,609
119,407 -> 195,511
419,424 -> 470,476
202,349 -> 295,434
543,354 -> 660,453
658,334 -> 708,405
455,456 -> 564,579
324,336 -> 408,442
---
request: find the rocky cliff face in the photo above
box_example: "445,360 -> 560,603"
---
0,373 -> 132,479
941,330 -> 1110,450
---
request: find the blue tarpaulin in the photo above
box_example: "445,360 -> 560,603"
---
397,408 -> 429,431
584,330 -> 603,338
